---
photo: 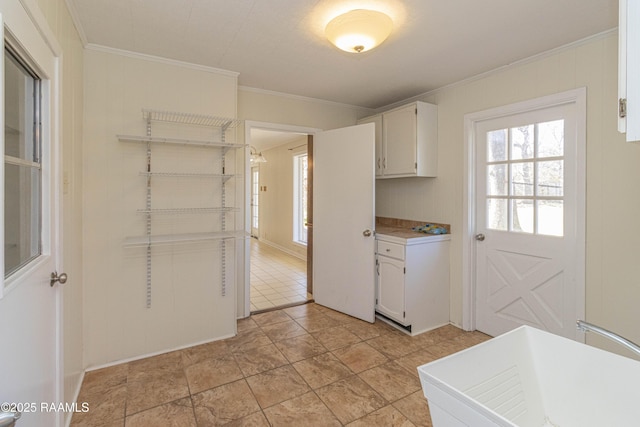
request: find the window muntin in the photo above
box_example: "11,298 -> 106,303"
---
4,47 -> 42,277
485,120 -> 564,237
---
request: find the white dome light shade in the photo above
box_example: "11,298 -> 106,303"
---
325,9 -> 393,53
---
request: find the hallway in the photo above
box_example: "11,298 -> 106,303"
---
250,239 -> 311,312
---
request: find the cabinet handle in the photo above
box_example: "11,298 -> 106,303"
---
377,158 -> 381,169
383,158 -> 386,169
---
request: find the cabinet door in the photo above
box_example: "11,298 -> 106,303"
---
358,114 -> 383,176
376,255 -> 405,322
383,104 -> 417,176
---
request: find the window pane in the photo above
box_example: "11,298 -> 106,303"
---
5,164 -> 41,276
487,164 -> 508,196
538,200 -> 563,236
487,198 -> 508,231
487,129 -> 508,162
511,162 -> 534,196
4,48 -> 42,279
537,160 -> 563,197
511,199 -> 533,233
537,120 -> 564,158
510,125 -> 534,160
5,51 -> 37,161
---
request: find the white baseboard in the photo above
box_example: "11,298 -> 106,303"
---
259,238 -> 307,261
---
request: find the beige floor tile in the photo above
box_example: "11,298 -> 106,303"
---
312,326 -> 362,351
283,303 -> 324,318
233,343 -> 289,376
367,333 -> 424,359
245,365 -> 310,409
125,352 -> 190,416
294,313 -> 341,333
251,310 -> 291,327
180,339 -> 230,367
292,352 -> 353,389
125,397 -> 196,427
71,384 -> 127,426
395,349 -> 439,378
358,361 -> 422,402
332,342 -> 389,373
274,334 -> 328,363
392,391 -> 433,427
263,392 -> 341,427
237,317 -> 259,334
346,405 -> 416,427
316,376 -> 387,424
342,320 -> 388,341
224,411 -> 271,426
226,328 -> 273,353
260,319 -> 308,342
185,353 -> 244,394
192,380 -> 262,425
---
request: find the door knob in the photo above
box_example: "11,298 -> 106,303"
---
363,229 -> 372,237
0,410 -> 20,427
50,271 -> 68,287
475,233 -> 485,241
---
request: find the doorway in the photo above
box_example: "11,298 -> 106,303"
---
462,89 -> 586,340
243,122 -> 320,315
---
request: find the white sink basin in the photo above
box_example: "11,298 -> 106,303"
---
418,325 -> 640,426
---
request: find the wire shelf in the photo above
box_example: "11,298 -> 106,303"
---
137,207 -> 239,215
117,134 -> 246,149
142,109 -> 241,129
139,172 -> 235,181
124,230 -> 247,247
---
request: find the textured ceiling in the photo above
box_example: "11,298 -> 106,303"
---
67,0 -> 618,109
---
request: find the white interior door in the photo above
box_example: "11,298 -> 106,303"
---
313,123 -> 375,322
474,97 -> 584,340
0,4 -> 63,426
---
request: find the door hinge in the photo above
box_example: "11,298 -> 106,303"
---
620,98 -> 627,118
403,311 -> 406,318
376,298 -> 378,305
415,108 -> 417,115
403,267 -> 406,274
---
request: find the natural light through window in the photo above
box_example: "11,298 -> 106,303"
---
293,153 -> 308,245
486,120 -> 564,236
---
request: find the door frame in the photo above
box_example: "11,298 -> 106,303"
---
461,88 -> 587,334
240,121 -> 320,318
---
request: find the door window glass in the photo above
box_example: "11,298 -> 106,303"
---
4,47 -> 42,277
485,120 -> 564,236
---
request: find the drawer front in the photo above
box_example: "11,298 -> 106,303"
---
377,240 -> 405,260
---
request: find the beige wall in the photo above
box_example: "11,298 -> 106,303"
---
82,48 -> 239,367
377,31 -> 640,357
35,0 -> 85,407
257,137 -> 308,258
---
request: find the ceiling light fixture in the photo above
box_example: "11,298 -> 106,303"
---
325,9 -> 393,53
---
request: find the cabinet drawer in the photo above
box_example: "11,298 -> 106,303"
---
377,241 -> 405,260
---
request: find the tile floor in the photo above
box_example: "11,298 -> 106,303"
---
250,239 -> 311,312
71,303 -> 490,426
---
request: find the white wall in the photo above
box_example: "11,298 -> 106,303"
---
35,0 -> 85,407
257,136 -> 308,259
377,31 -> 640,357
82,48 -> 239,367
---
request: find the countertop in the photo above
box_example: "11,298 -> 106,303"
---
375,225 -> 451,245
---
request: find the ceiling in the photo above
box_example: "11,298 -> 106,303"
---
67,0 -> 618,109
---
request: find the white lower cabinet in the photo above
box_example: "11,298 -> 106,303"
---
375,234 -> 450,335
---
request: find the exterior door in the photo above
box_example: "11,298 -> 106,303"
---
0,3 -> 63,426
475,98 -> 584,339
313,124 -> 375,322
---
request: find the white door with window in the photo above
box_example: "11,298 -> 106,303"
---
0,3 -> 63,426
313,124 -> 375,323
472,90 -> 585,339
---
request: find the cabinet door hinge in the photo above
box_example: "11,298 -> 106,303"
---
403,267 -> 406,274
414,162 -> 417,170
620,98 -> 627,118
376,298 -> 378,305
415,108 -> 417,115
403,311 -> 406,318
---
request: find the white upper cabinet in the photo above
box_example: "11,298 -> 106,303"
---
358,101 -> 438,178
618,0 -> 640,141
